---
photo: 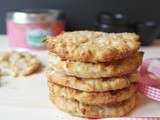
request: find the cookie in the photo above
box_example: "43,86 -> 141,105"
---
45,31 -> 140,63
47,70 -> 139,92
49,94 -> 137,118
0,51 -> 41,77
48,80 -> 137,105
48,52 -> 143,78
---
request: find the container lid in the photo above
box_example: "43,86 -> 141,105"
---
96,12 -> 130,26
7,9 -> 65,24
96,12 -> 113,25
113,13 -> 129,26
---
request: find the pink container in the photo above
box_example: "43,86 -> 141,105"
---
6,9 -> 65,50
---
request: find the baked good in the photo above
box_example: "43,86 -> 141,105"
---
49,94 -> 137,118
47,70 -> 139,92
45,31 -> 140,63
48,80 -> 137,105
46,31 -> 142,118
0,51 -> 41,77
48,52 -> 143,78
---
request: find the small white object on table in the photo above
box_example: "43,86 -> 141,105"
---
0,35 -> 160,120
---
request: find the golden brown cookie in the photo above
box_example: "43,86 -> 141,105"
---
45,31 -> 140,63
47,70 -> 139,92
0,51 -> 41,77
48,52 -> 143,78
49,94 -> 137,118
48,80 -> 137,105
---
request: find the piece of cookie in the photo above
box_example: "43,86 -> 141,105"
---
0,51 -> 41,77
48,80 -> 137,105
47,70 -> 139,92
45,31 -> 140,63
48,52 -> 143,78
49,94 -> 137,118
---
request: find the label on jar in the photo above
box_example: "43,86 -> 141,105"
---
26,28 -> 51,47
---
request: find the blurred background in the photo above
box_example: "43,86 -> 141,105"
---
1,0 -> 160,46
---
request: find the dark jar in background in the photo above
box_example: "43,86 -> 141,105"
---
95,12 -> 134,33
136,21 -> 160,46
6,9 -> 65,50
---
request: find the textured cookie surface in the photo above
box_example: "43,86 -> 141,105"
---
48,52 -> 143,78
49,94 -> 137,118
45,31 -> 140,63
0,51 -> 41,77
48,80 -> 137,105
47,70 -> 139,92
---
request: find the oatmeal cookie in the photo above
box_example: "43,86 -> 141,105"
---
47,70 -> 139,92
48,52 -> 143,78
48,80 -> 137,105
49,94 -> 137,118
0,51 -> 41,77
45,31 -> 140,63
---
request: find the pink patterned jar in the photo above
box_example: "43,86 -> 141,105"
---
6,9 -> 65,50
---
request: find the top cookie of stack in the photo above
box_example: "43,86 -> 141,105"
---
45,31 -> 140,63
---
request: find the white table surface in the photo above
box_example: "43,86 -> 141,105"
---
0,35 -> 160,120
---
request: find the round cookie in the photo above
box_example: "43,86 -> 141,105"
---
49,94 -> 137,118
48,80 -> 137,105
45,31 -> 140,63
48,52 -> 143,78
0,51 -> 41,77
47,70 -> 139,92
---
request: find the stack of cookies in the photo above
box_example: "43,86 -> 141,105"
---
45,31 -> 143,118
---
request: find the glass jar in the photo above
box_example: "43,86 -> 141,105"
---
6,9 -> 65,50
